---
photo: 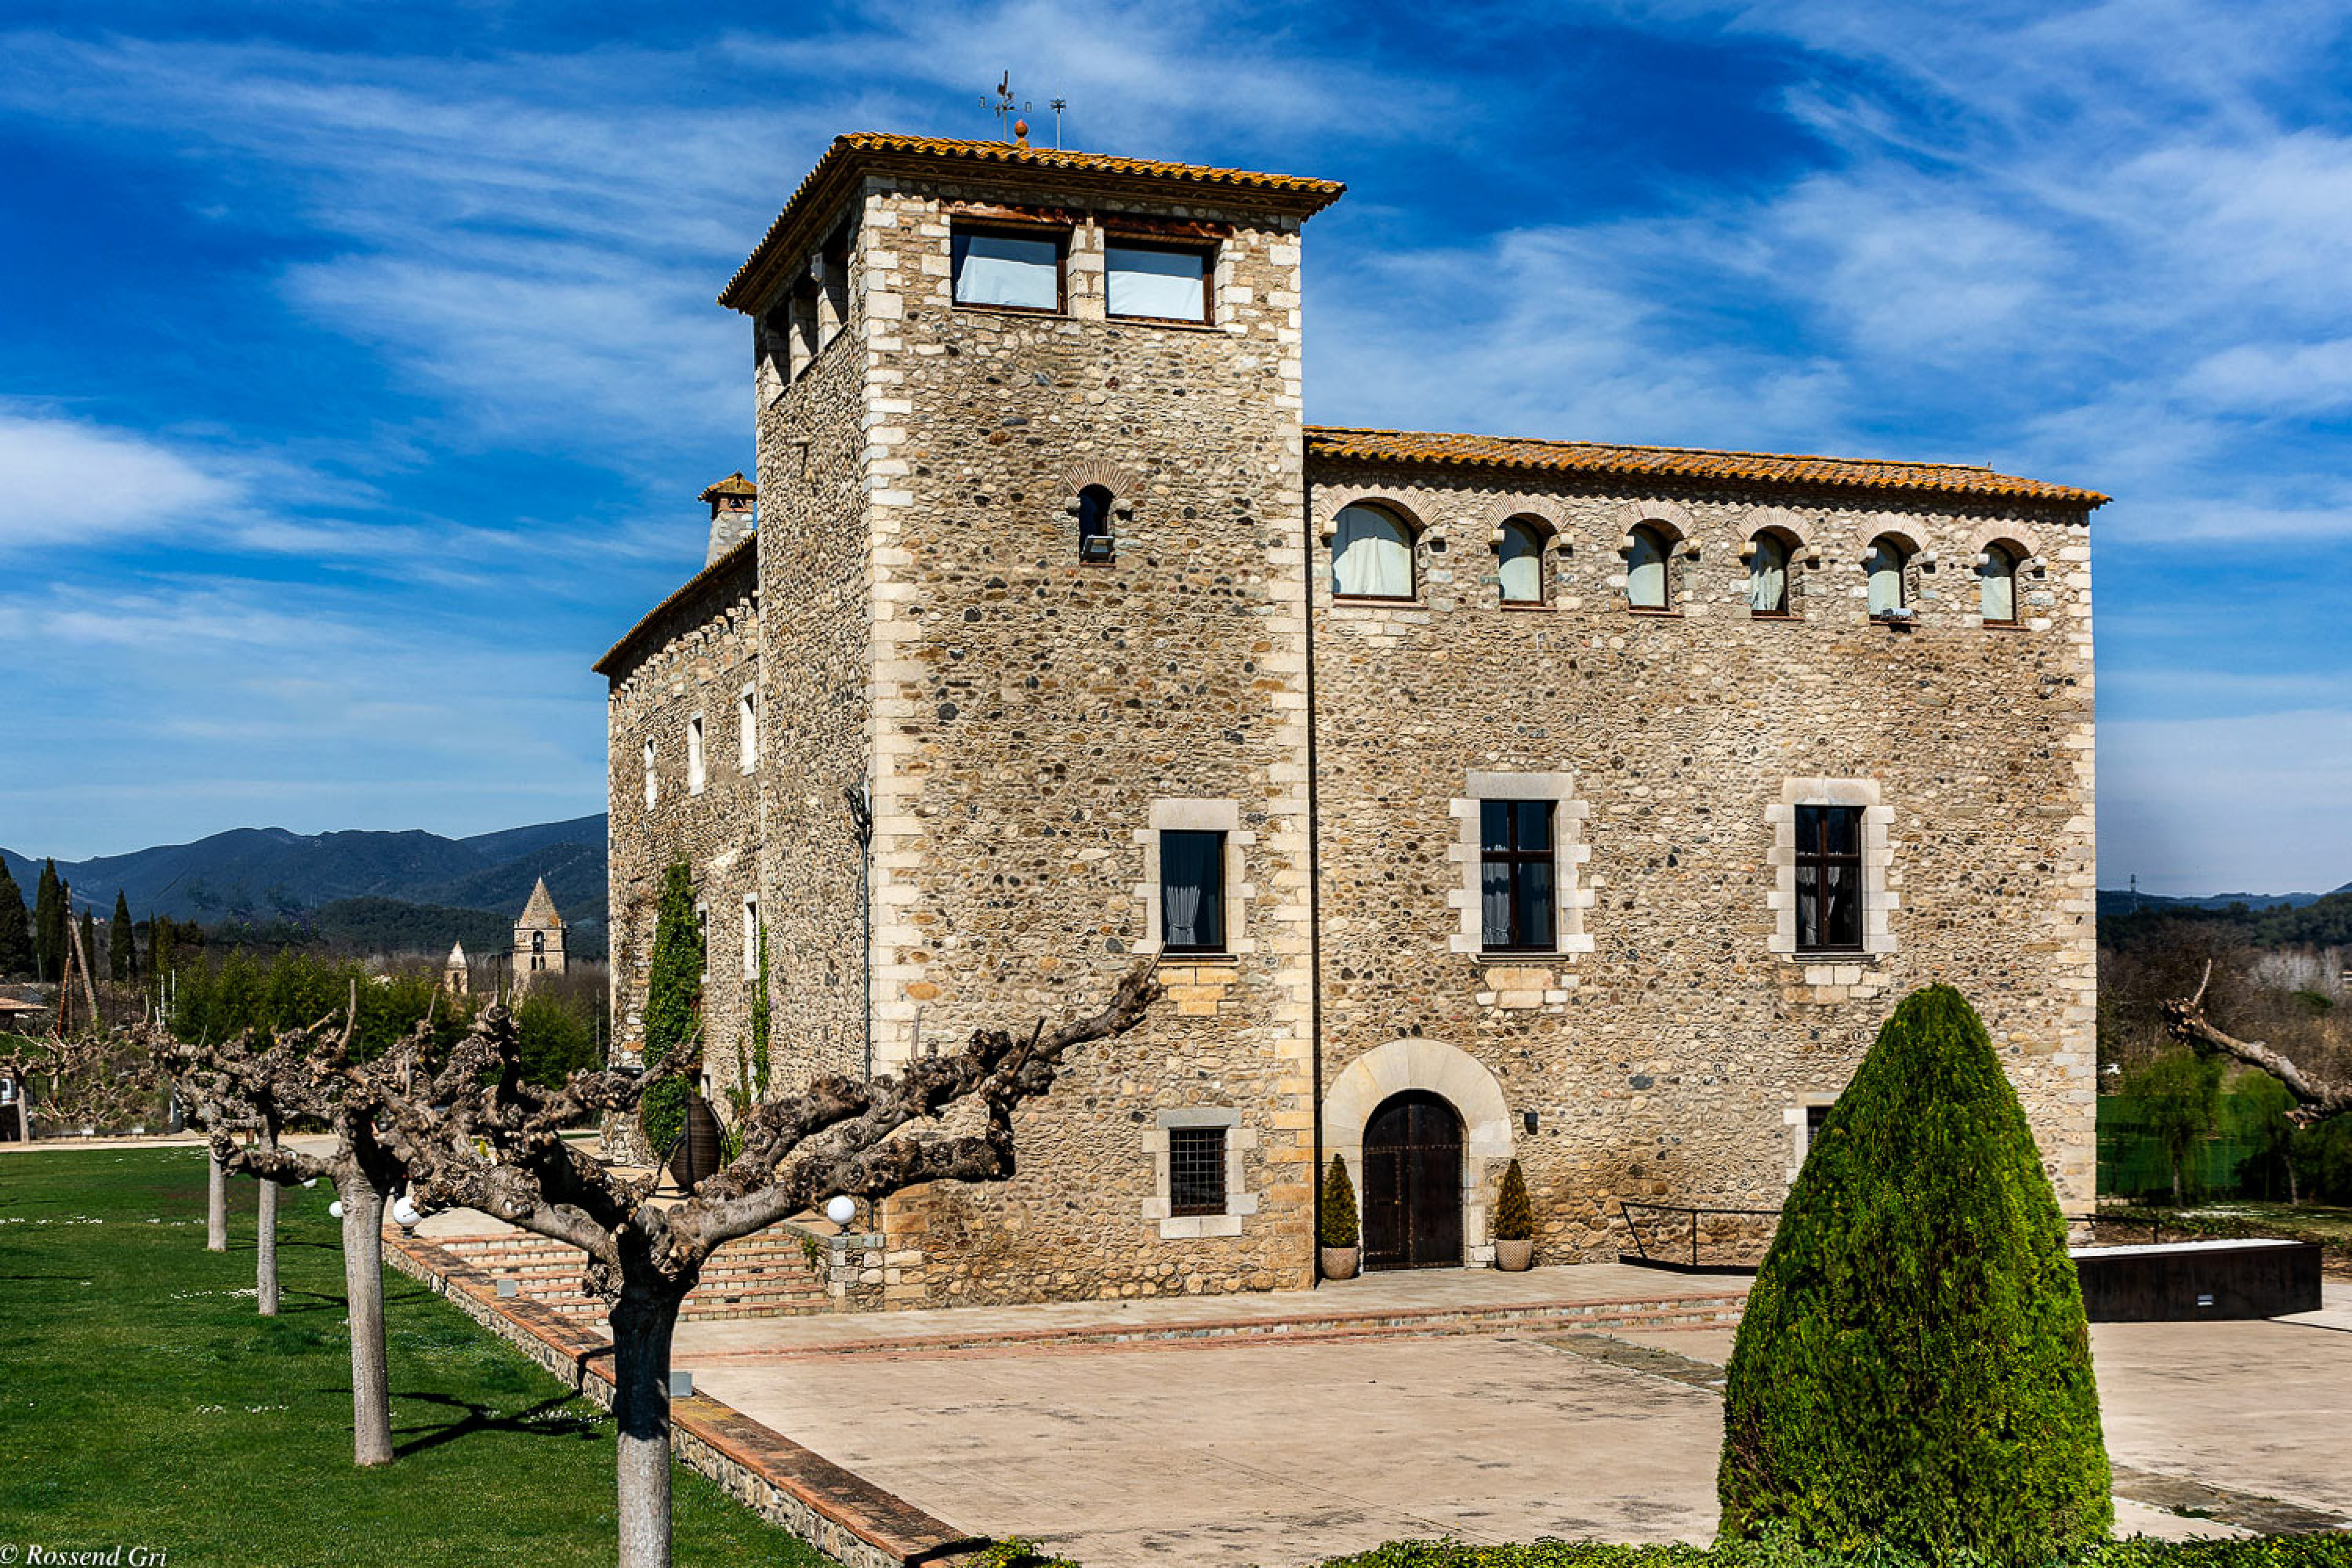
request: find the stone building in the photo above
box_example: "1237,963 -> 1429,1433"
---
597,132 -> 2103,1309
513,877 -> 568,990
443,941 -> 470,997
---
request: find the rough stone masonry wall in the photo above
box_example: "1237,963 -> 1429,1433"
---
750,205 -> 876,1092
604,551 -> 760,1078
1305,463 -> 2098,1263
853,173 -> 1321,1307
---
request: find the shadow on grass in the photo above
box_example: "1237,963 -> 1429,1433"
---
392,1392 -> 605,1459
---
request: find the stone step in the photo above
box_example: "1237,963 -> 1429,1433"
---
724,1293 -> 1748,1361
412,1225 -> 834,1322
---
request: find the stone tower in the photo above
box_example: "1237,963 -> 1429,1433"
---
442,941 -> 469,996
512,877 -> 566,990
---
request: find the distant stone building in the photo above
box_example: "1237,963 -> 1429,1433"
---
597,132 -> 2103,1311
513,878 -> 567,990
443,941 -> 470,997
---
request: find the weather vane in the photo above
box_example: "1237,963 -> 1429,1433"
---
980,72 -> 1029,142
979,74 -> 1065,147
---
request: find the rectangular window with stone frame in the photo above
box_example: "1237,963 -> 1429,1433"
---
1167,1126 -> 1228,1215
1794,804 -> 1864,953
1480,800 -> 1556,953
952,224 -> 1066,313
1160,829 -> 1227,954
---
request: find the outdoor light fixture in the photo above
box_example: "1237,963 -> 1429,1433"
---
825,1194 -> 856,1228
328,1200 -> 343,1219
1523,1110 -> 1540,1134
301,1178 -> 318,1189
391,1195 -> 422,1229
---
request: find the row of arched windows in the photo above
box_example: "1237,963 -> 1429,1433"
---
1330,503 -> 2032,626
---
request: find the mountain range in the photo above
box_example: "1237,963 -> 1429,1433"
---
0,815 -> 608,949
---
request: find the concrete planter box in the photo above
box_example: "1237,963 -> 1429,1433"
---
1494,1239 -> 1534,1272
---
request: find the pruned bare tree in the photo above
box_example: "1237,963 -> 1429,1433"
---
2164,960 -> 2352,1120
154,1007 -> 466,1467
389,963 -> 1160,1568
0,1030 -> 162,1141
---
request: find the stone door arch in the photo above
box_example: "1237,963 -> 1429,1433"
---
1323,1039 -> 1515,1266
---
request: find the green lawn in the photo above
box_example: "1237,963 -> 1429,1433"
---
0,1145 -> 831,1567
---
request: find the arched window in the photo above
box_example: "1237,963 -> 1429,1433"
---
1330,503 -> 1414,600
532,931 -> 546,953
1497,519 -> 1544,604
1076,485 -> 1116,564
1748,534 -> 1792,615
1979,543 -> 2020,625
1627,524 -> 1671,610
1865,535 -> 1911,618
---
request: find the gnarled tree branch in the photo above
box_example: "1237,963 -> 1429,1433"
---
2162,960 -> 2351,1120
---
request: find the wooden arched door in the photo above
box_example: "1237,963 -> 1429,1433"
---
1361,1090 -> 1463,1269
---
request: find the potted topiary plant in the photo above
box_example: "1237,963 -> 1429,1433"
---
1319,1152 -> 1359,1279
1493,1158 -> 1534,1270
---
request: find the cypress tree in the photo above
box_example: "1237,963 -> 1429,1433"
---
34,859 -> 61,982
1718,985 -> 2111,1562
0,862 -> 31,978
111,891 -> 134,982
638,861 -> 704,1153
1317,1153 -> 1359,1247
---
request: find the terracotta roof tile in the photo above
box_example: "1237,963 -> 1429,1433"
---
593,533 -> 755,678
699,470 -> 756,503
1306,426 -> 2108,509
720,133 -> 1345,313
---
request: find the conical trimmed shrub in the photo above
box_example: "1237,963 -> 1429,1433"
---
1718,984 -> 2110,1562
1494,1158 -> 1534,1242
1319,1153 -> 1359,1247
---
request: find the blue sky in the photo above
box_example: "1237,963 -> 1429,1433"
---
2,1 -> 2347,894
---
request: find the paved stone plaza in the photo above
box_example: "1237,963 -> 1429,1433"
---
673,1273 -> 2352,1567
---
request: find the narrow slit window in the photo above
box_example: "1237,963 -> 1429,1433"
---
1628,525 -> 1671,610
1980,543 -> 2019,624
1498,519 -> 1544,604
1794,804 -> 1864,953
1160,829 -> 1227,953
687,715 -> 706,794
1077,485 -> 1116,563
1866,537 -> 1910,617
643,739 -> 658,809
1106,242 -> 1210,321
739,688 -> 757,771
742,897 -> 759,978
1167,1126 -> 1228,1215
1749,535 -> 1791,615
1480,800 -> 1556,952
953,228 -> 1062,311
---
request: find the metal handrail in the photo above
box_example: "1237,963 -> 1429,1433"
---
1619,1200 -> 2171,1273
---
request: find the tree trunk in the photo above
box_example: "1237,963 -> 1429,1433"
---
207,1149 -> 228,1251
2170,1153 -> 2183,1207
256,1127 -> 280,1317
611,1290 -> 685,1568
339,1178 -> 394,1466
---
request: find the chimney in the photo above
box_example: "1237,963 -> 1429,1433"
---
700,470 -> 757,564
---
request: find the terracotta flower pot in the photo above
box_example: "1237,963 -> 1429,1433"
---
1494,1238 -> 1534,1272
1320,1244 -> 1360,1280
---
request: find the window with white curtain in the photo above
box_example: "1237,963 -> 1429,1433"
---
1330,504 -> 1414,599
1794,804 -> 1864,953
1480,800 -> 1556,952
1160,830 -> 1226,953
952,227 -> 1062,310
643,739 -> 658,810
1106,242 -> 1210,321
738,687 -> 757,772
1980,543 -> 2019,624
1749,534 -> 1791,615
1497,519 -> 1544,604
1627,524 -> 1671,610
1866,537 -> 1910,616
